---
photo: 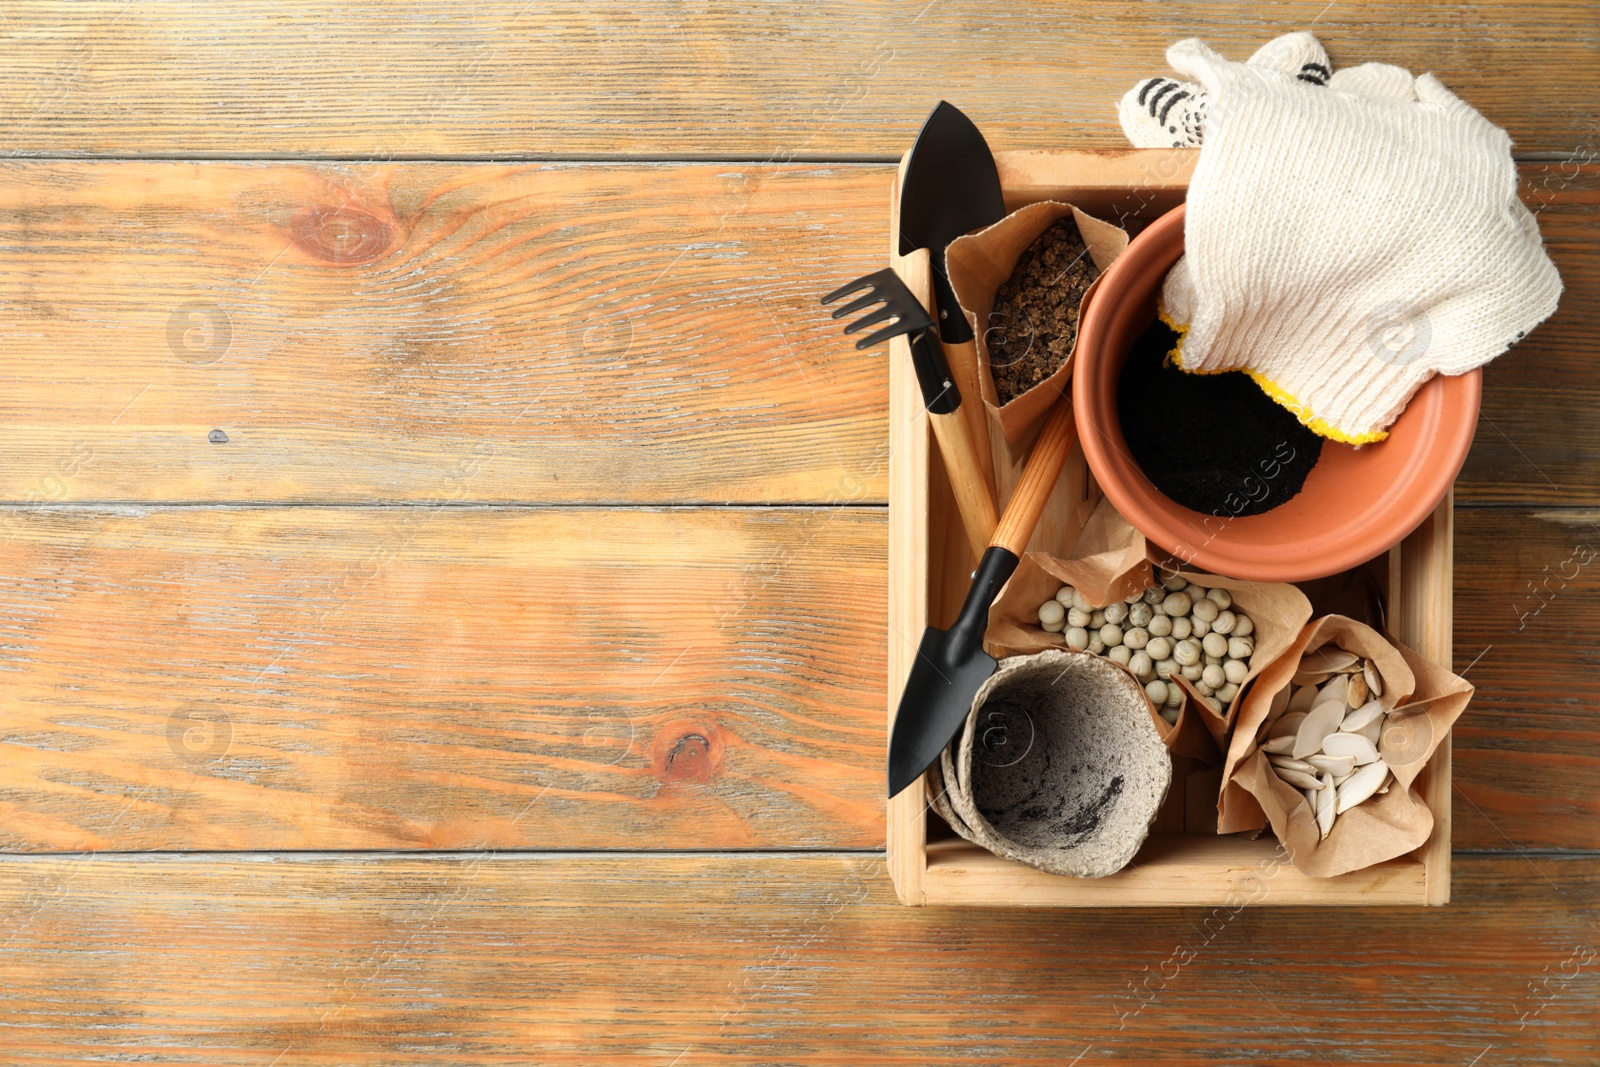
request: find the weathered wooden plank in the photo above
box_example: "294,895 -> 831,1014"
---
0,160 -> 1591,507
0,507 -> 886,850
0,852 -> 1595,1064
1460,164 -> 1600,505
1453,507 -> 1600,851
0,2 -> 1596,157
0,160 -> 892,504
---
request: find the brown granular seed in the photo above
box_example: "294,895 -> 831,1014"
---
985,218 -> 1099,406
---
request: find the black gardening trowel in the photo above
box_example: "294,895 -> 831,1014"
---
899,101 -> 1008,493
886,392 -> 1079,799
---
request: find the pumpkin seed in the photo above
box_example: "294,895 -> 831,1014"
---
1294,700 -> 1347,758
1336,761 -> 1390,813
1321,732 -> 1380,765
1364,660 -> 1383,698
1316,772 -> 1336,839
1341,700 -> 1385,733
1267,754 -> 1318,775
1306,753 -> 1356,777
1277,766 -> 1323,790
1301,646 -> 1359,674
1268,711 -> 1307,740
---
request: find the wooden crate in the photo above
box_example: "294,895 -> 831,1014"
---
886,149 -> 1454,907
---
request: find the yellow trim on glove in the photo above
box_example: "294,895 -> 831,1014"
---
1156,310 -> 1389,445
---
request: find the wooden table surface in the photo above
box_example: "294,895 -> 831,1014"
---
0,4 -> 1596,1063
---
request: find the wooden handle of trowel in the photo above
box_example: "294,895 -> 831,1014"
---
929,407 -> 999,559
907,327 -> 999,558
942,336 -> 996,499
992,392 -> 1077,557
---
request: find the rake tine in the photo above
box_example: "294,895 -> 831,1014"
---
855,321 -> 918,350
823,267 -> 933,345
827,290 -> 886,321
821,272 -> 882,306
841,305 -> 899,337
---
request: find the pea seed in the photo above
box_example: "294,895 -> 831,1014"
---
1040,583 -> 1260,710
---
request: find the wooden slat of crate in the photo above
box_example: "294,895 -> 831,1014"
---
1392,493 -> 1454,905
887,149 -> 1454,906
925,835 -> 1425,907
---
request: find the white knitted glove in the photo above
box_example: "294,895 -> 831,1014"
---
1151,35 -> 1562,443
1119,33 -> 1331,148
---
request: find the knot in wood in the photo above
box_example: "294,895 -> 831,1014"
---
290,205 -> 396,264
652,720 -> 724,782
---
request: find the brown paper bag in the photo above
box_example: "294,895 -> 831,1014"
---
1218,616 -> 1473,876
1150,674 -> 1228,764
946,202 -> 1128,468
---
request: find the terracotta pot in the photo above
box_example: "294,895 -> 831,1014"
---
1072,204 -> 1481,582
